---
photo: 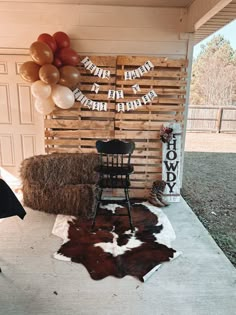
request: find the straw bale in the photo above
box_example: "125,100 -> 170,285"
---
22,182 -> 97,218
20,153 -> 99,189
20,153 -> 100,217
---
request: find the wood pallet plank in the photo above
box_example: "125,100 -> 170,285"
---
45,55 -> 187,198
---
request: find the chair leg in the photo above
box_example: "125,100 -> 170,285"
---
125,188 -> 134,232
91,187 -> 103,230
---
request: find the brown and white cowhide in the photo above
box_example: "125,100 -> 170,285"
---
52,202 -> 180,282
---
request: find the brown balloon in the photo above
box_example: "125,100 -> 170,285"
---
59,66 -> 80,88
39,64 -> 60,85
30,41 -> 53,65
37,33 -> 57,53
53,32 -> 70,49
56,47 -> 79,66
19,61 -> 40,82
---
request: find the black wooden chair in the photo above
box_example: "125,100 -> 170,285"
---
92,139 -> 135,231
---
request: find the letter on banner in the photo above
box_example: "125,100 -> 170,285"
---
84,60 -> 92,69
126,102 -> 134,111
103,70 -> 110,79
116,90 -> 124,99
124,71 -> 132,80
144,60 -> 154,71
77,92 -> 85,102
148,90 -> 158,100
92,102 -> 100,111
134,69 -> 141,78
142,94 -> 151,104
87,63 -> 96,73
81,96 -> 88,105
81,56 -> 90,64
132,84 -> 141,94
130,70 -> 137,79
162,122 -> 181,202
91,83 -> 100,94
73,88 -> 82,100
138,65 -> 148,76
86,99 -> 93,109
99,102 -> 107,111
134,99 -> 142,108
94,67 -> 104,78
80,95 -> 87,104
117,103 -> 125,112
83,98 -> 91,107
108,90 -> 116,99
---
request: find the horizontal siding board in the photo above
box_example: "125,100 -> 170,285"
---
72,39 -> 187,55
69,26 -> 181,42
78,6 -> 181,28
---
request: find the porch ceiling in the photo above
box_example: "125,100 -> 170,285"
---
1,0 -> 195,7
194,0 -> 236,43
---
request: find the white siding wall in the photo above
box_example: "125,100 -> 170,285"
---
0,3 -> 189,58
0,3 -> 192,181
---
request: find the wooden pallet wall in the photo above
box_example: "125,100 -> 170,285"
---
45,56 -> 188,198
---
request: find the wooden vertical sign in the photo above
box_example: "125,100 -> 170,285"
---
162,123 -> 182,202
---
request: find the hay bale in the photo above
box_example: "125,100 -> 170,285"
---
20,153 -> 99,218
21,153 -> 99,188
22,182 -> 98,218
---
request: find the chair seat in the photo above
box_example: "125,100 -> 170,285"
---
95,165 -> 134,175
97,178 -> 131,188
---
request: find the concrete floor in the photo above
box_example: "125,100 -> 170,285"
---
0,197 -> 236,315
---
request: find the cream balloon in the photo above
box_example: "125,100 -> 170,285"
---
31,80 -> 52,99
51,84 -> 75,109
34,97 -> 56,115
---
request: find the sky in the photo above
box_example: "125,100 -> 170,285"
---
193,19 -> 236,58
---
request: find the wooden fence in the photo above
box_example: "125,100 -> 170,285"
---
44,55 -> 188,198
187,106 -> 236,133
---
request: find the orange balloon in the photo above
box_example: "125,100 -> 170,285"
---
19,61 -> 40,82
39,64 -> 60,85
59,66 -> 80,88
30,41 -> 53,65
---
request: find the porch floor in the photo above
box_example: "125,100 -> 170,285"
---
0,197 -> 235,315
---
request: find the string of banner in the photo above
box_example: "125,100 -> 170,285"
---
73,56 -> 158,112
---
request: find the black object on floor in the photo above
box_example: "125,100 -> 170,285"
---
0,178 -> 26,273
0,179 -> 26,220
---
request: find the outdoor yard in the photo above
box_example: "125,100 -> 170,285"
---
182,132 -> 236,267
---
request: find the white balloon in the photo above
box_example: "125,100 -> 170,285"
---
31,80 -> 52,99
51,84 -> 74,109
34,97 -> 56,115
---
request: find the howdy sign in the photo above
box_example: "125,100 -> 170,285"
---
162,123 -> 181,202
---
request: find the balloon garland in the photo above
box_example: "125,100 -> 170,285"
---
20,33 -> 158,114
20,31 -> 80,115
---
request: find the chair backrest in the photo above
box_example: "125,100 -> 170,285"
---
96,139 -> 135,175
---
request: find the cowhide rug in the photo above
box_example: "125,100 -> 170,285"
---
52,202 -> 180,282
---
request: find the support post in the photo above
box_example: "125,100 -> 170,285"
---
216,107 -> 223,133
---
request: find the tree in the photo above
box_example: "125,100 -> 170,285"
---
190,35 -> 236,106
